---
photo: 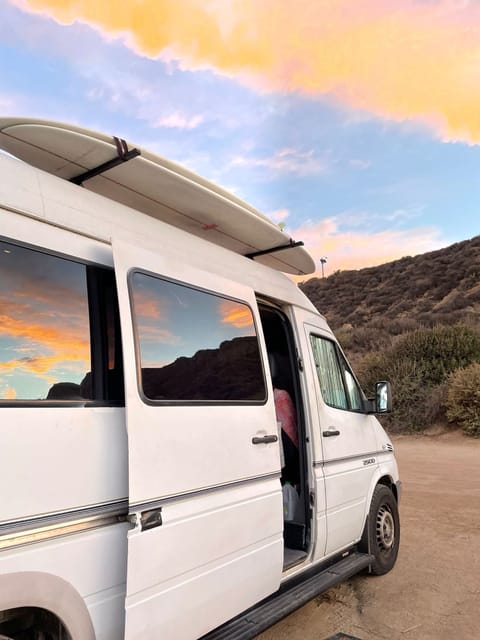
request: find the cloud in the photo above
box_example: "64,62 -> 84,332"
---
154,111 -> 205,130
293,218 -> 447,277
11,0 -> 480,143
334,205 -> 424,230
0,305 -> 89,359
230,148 -> 327,176
3,386 -> 17,399
136,324 -> 181,345
132,291 -> 165,320
0,268 -> 91,394
219,300 -> 253,329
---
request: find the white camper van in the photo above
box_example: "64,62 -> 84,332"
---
0,118 -> 400,640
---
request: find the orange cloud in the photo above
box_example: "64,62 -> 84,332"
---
4,386 -> 17,399
219,300 -> 253,329
292,221 -> 446,279
132,290 -> 165,321
12,0 -> 480,142
0,308 -> 90,358
0,298 -> 90,394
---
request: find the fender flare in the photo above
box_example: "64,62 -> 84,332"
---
0,571 -> 95,640
361,459 -> 399,534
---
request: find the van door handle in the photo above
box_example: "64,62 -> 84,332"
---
252,435 -> 278,444
322,429 -> 340,437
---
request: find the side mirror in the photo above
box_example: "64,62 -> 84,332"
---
375,381 -> 392,413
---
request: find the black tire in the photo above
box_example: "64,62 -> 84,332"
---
360,484 -> 400,575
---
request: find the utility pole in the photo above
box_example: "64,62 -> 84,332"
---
320,256 -> 327,278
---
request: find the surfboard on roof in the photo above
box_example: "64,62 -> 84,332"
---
0,117 -> 316,275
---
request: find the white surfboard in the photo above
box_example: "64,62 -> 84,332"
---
0,117 -> 315,275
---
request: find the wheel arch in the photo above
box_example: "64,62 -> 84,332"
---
360,463 -> 400,540
376,474 -> 398,502
0,571 -> 95,640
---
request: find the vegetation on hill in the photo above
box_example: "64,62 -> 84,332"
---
299,236 -> 480,435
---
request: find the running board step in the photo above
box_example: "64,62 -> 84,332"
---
202,552 -> 373,640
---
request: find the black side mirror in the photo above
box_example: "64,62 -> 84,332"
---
375,381 -> 392,413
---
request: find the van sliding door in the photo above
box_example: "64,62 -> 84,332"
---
113,239 -> 283,640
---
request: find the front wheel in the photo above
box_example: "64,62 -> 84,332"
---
360,484 -> 400,575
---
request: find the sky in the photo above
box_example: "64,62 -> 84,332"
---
1,0 -> 480,277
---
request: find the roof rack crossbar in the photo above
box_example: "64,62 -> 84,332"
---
246,240 -> 304,260
70,136 -> 140,185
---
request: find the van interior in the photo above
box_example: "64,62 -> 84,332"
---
258,303 -> 311,570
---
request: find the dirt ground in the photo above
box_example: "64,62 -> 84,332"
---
259,432 -> 480,640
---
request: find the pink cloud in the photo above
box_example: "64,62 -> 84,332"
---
293,221 -> 447,278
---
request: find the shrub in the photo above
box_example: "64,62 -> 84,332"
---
357,324 -> 480,433
446,363 -> 480,437
391,324 -> 480,385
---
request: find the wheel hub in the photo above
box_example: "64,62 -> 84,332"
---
376,505 -> 395,551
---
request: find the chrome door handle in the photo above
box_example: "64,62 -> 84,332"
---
252,435 -> 278,444
322,429 -> 340,437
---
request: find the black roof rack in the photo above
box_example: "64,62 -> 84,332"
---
70,136 -> 140,185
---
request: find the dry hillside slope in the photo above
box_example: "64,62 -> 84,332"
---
299,235 -> 480,358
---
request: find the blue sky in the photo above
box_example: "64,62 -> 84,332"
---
1,0 -> 479,275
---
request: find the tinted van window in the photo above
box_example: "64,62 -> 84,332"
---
0,240 -> 91,400
131,272 -> 266,402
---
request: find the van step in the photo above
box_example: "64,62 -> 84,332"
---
202,551 -> 373,640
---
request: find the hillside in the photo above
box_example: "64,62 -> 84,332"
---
299,235 -> 480,434
299,235 -> 480,361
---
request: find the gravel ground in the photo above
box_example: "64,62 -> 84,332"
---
258,431 -> 480,640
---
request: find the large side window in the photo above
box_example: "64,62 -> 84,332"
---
131,272 -> 266,402
0,239 -> 123,404
310,334 -> 364,412
0,240 -> 91,400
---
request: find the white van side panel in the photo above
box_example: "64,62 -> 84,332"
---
299,314 -> 385,556
0,210 -> 128,523
0,523 -> 128,640
0,407 -> 127,523
113,239 -> 284,638
126,479 -> 282,640
0,207 -> 128,638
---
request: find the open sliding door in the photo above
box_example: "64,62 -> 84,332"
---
113,239 -> 283,640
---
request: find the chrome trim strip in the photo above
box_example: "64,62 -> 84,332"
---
0,499 -> 128,540
131,471 -> 281,513
0,513 -> 127,551
313,450 -> 388,467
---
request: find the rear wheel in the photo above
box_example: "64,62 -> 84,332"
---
360,484 -> 400,575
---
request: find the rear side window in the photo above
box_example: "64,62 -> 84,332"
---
0,240 -> 91,400
131,272 -> 266,402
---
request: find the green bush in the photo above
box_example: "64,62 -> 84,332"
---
446,363 -> 480,437
357,324 -> 480,433
391,325 -> 480,385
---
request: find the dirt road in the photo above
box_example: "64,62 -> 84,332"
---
259,432 -> 480,640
